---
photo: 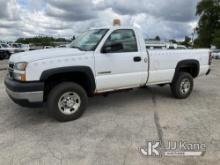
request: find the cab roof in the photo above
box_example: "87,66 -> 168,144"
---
90,26 -> 138,31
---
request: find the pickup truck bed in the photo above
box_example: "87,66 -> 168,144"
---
147,49 -> 210,85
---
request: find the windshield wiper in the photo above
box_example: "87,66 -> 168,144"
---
71,46 -> 84,51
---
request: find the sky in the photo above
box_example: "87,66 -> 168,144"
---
0,0 -> 199,41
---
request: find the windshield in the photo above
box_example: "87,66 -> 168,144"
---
13,44 -> 22,48
70,29 -> 108,51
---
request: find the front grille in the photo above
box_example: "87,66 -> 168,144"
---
9,63 -> 14,69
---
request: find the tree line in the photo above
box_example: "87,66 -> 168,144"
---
16,36 -> 72,46
194,0 -> 220,48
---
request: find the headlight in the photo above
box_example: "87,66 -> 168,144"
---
14,62 -> 27,71
13,62 -> 27,81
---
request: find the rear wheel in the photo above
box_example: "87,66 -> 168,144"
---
170,72 -> 193,99
47,82 -> 88,122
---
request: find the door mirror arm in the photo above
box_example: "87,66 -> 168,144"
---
102,45 -> 111,53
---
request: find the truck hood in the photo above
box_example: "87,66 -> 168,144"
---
9,48 -> 86,63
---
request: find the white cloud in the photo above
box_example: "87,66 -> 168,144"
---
0,0 -> 199,41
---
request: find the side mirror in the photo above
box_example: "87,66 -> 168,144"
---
102,42 -> 123,53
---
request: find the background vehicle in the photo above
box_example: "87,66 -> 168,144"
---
0,50 -> 8,60
0,43 -> 15,59
5,26 -> 211,121
176,45 -> 187,49
20,44 -> 30,51
44,46 -> 54,49
214,53 -> 220,59
10,43 -> 30,52
145,41 -> 167,50
57,45 -> 68,48
145,41 -> 187,50
212,49 -> 220,59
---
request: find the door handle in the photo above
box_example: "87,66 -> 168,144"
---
133,56 -> 142,62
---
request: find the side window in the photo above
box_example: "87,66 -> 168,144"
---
102,29 -> 138,53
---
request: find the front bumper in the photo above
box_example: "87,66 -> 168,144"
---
4,76 -> 44,106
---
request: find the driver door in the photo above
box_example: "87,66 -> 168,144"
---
95,29 -> 147,92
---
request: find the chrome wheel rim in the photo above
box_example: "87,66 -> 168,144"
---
180,79 -> 191,95
58,92 -> 81,115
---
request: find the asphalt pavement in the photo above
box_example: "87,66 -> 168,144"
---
0,60 -> 219,165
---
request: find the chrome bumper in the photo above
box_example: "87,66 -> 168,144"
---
6,88 -> 43,103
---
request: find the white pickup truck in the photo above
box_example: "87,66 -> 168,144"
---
5,26 -> 211,121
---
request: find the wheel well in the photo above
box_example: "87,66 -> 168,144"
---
43,72 -> 95,101
175,60 -> 200,78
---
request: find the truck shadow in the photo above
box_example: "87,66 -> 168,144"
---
87,86 -> 172,113
5,86 -> 173,124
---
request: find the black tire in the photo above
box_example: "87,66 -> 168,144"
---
170,72 -> 193,99
4,52 -> 10,59
47,82 -> 88,122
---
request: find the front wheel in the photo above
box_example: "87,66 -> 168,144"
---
47,82 -> 88,122
170,72 -> 193,99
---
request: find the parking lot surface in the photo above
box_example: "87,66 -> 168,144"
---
0,60 -> 219,165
